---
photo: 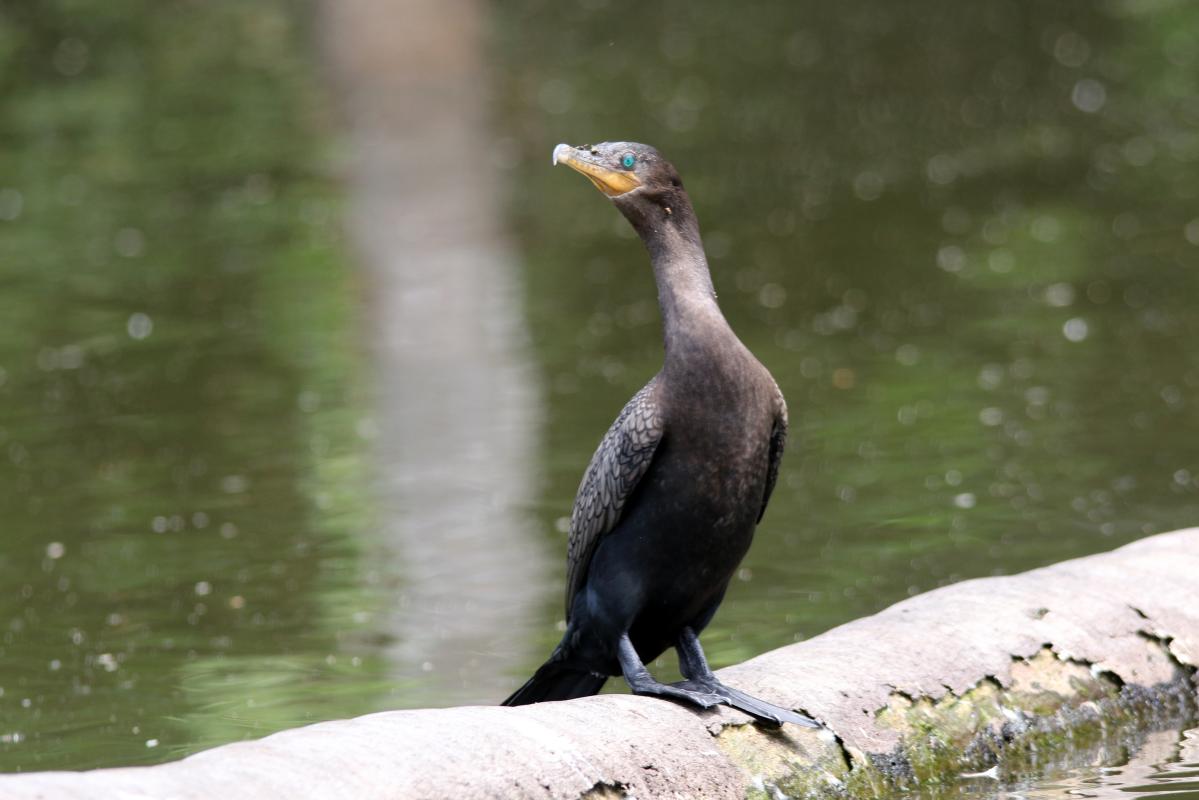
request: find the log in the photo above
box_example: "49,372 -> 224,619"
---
3,529 -> 1196,799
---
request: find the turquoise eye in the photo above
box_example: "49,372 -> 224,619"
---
621,153 -> 636,169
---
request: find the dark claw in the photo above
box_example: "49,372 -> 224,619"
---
671,679 -> 821,728
628,678 -> 723,709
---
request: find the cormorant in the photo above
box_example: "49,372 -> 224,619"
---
503,142 -> 816,728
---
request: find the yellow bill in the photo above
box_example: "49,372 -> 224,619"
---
553,144 -> 642,197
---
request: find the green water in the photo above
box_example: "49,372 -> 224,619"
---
503,0 -> 1199,666
929,724 -> 1199,800
0,0 -> 388,768
1,0 -> 1197,775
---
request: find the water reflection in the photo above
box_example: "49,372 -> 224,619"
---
943,725 -> 1199,800
322,0 -> 551,705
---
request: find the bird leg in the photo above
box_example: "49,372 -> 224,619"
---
616,633 -> 724,709
674,627 -> 820,728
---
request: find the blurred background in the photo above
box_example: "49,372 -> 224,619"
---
1,0 -> 1197,772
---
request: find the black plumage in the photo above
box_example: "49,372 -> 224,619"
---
503,142 -> 816,727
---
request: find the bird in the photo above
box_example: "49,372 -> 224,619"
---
502,141 -> 817,728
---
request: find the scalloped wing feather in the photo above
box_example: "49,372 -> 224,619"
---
565,381 -> 663,616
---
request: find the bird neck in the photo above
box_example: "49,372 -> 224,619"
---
618,195 -> 731,357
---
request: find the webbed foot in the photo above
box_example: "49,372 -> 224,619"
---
628,677 -> 725,709
674,627 -> 820,728
617,633 -> 724,711
676,678 -> 820,728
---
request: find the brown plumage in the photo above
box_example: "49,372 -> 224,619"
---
503,142 -> 816,728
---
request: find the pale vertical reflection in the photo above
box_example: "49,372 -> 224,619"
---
322,0 -> 551,705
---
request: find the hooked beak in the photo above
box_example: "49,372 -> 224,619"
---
552,143 -> 642,197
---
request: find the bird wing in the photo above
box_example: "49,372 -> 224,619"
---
757,389 -> 788,523
565,379 -> 664,617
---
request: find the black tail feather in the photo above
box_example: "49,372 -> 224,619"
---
503,659 -> 608,706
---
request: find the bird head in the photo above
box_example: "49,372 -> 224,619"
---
552,141 -> 684,201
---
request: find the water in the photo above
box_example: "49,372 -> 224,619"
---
934,725 -> 1199,800
0,0 -> 1197,785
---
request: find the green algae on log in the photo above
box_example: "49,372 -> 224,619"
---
0,529 -> 1195,800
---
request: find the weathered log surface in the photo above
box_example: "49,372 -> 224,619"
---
3,529 -> 1197,799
